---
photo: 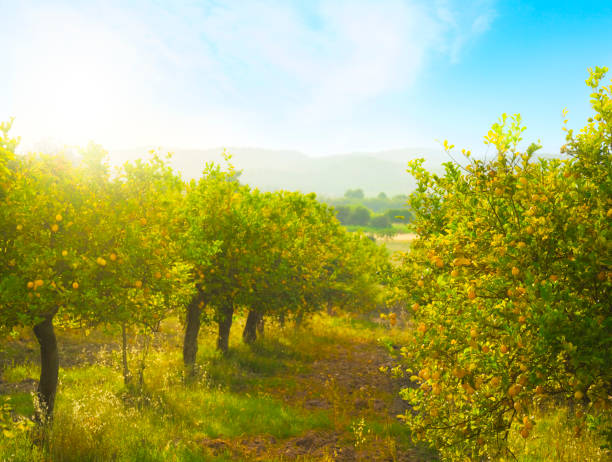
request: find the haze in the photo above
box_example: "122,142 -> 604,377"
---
2,0 -> 611,192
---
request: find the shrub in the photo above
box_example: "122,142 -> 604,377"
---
370,214 -> 391,229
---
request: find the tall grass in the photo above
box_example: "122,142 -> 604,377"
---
1,313 -> 609,461
509,406 -> 609,462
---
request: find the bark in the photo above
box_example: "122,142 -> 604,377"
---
121,324 -> 132,386
33,316 -> 59,423
183,292 -> 203,369
216,302 -> 234,354
242,310 -> 261,344
256,314 -> 265,338
326,300 -> 334,316
137,335 -> 150,388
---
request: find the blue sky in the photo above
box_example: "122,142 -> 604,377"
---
1,0 -> 611,156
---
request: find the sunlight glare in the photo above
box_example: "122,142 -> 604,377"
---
11,7 -> 148,149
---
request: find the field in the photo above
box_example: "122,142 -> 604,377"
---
377,234 -> 416,257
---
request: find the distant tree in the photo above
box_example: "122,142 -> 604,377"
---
334,205 -> 351,224
344,188 -> 364,199
370,214 -> 391,228
350,205 -> 371,226
377,192 -> 388,200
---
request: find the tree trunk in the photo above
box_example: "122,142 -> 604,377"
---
326,300 -> 334,316
256,314 -> 265,338
121,324 -> 132,386
216,302 -> 234,354
137,334 -> 150,388
183,292 -> 203,369
33,316 -> 59,423
242,310 -> 261,344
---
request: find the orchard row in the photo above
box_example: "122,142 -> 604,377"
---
0,131 -> 389,421
1,67 -> 610,461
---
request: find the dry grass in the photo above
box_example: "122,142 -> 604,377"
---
508,406 -> 610,462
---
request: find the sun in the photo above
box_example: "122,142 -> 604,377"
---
9,7 -> 146,149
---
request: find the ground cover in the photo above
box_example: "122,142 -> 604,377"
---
1,313 -> 608,461
0,313 -> 426,461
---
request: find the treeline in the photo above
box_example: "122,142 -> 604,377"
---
323,188 -> 409,212
320,189 -> 412,231
335,205 -> 410,229
0,125 -> 390,423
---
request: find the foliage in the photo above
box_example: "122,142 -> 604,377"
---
344,188 -> 365,199
182,157 -> 387,349
349,205 -> 371,226
330,202 -> 412,231
370,213 -> 391,229
384,208 -> 411,224
392,67 -> 611,460
0,147 -> 107,329
323,191 -> 410,214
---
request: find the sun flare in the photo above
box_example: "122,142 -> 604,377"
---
10,8 -> 146,149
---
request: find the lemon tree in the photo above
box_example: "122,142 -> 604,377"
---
394,67 -> 611,460
0,139 -> 110,420
319,230 -> 389,316
180,160 -> 246,359
88,150 -> 194,386
241,191 -> 388,336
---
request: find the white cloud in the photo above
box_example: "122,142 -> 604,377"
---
434,0 -> 497,62
4,0 -> 497,153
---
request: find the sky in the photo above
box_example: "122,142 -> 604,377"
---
1,0 -> 611,157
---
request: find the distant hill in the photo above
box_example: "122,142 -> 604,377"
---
108,147 -> 461,196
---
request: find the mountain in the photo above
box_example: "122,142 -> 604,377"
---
109,147 -> 452,197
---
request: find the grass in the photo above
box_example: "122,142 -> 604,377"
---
1,312 -> 609,461
380,239 -> 412,256
344,223 -> 411,237
0,313 -> 394,461
1,362 -> 38,384
508,406 -> 610,462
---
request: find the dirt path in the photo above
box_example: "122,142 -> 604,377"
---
201,339 -> 431,461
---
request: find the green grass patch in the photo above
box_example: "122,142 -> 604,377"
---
0,349 -> 330,462
6,392 -> 35,416
2,361 -> 38,383
364,419 -> 412,445
196,336 -> 308,392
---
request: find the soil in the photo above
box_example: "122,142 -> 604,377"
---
203,339 -> 430,461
